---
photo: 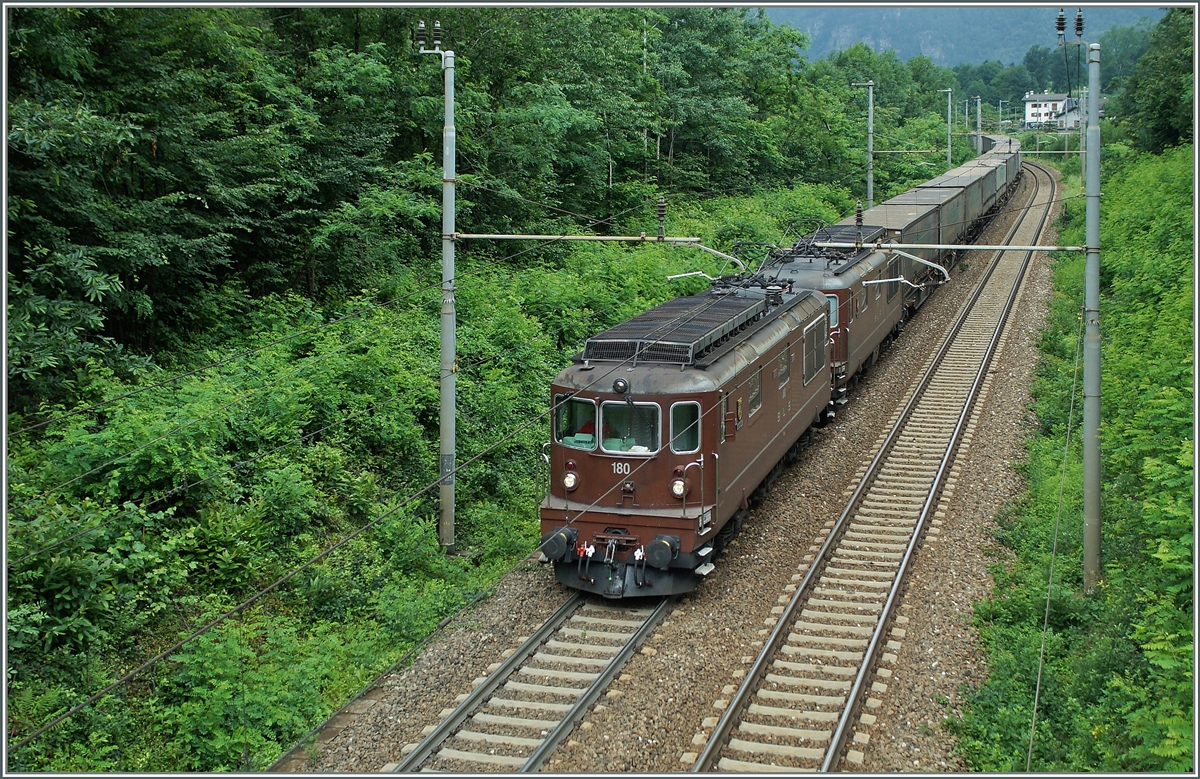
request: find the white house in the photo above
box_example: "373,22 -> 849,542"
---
1054,96 -> 1108,129
1023,90 -> 1069,128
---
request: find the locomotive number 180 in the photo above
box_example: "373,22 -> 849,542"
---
611,462 -> 632,475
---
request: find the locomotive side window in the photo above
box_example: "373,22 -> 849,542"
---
887,256 -> 900,301
874,273 -> 882,300
554,395 -> 598,450
803,317 -> 827,384
776,348 -> 790,388
599,401 -> 660,454
748,368 -> 763,416
826,295 -> 839,328
670,402 -> 701,454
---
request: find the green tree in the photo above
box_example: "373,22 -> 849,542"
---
1113,8 -> 1194,153
906,54 -> 957,116
1023,44 -> 1056,91
1098,18 -> 1154,92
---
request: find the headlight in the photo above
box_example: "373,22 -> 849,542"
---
670,478 -> 687,499
563,471 -> 580,491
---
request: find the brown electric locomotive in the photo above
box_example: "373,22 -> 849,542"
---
538,281 -> 832,598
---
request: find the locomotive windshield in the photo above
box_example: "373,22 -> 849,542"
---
554,395 -> 597,450
599,402 -> 660,454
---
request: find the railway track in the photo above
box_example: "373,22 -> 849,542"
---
385,593 -> 670,772
689,162 -> 1057,773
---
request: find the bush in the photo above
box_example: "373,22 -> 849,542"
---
952,146 -> 1192,771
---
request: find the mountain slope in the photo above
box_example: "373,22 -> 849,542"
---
767,6 -> 1164,65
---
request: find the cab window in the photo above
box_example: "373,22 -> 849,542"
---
600,402 -> 660,454
826,295 -> 839,328
554,395 -> 597,450
670,402 -> 701,454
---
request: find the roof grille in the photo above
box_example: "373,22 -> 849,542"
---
582,294 -> 764,366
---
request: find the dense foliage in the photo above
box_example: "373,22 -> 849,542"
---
7,6 -> 1188,772
948,149 -> 1193,770
1111,8 -> 1194,154
7,6 -> 967,416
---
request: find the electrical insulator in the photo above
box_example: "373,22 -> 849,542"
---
1056,9 -> 1066,41
417,21 -> 426,48
1075,8 -> 1084,38
433,20 -> 442,48
657,197 -> 666,240
855,201 -> 863,228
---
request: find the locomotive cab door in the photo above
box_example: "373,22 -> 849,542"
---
825,293 -> 847,376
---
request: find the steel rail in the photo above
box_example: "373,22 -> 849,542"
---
519,596 -> 674,772
693,162 -> 1056,772
391,592 -> 582,772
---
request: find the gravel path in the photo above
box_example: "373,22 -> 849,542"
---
278,166 -> 1057,774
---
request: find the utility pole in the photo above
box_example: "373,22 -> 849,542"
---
1057,7 -> 1101,589
1082,46 -> 1102,591
1080,86 -> 1088,179
417,21 -> 457,553
998,98 -> 1008,132
974,95 -> 982,153
852,80 -> 875,208
939,88 -> 952,165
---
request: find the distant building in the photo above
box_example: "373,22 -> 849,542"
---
1023,90 -> 1070,129
1024,90 -> 1107,130
1054,98 -> 1083,129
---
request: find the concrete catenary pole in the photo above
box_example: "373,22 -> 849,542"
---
418,21 -> 457,552
439,37 -> 457,553
975,95 -> 982,153
940,88 -> 953,165
1080,86 -> 1088,179
1082,43 -> 1102,589
853,80 -> 875,208
867,81 -> 874,208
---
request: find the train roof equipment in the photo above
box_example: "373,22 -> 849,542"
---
575,283 -> 826,370
767,223 -> 887,272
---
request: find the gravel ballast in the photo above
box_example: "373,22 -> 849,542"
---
281,166 -> 1058,774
